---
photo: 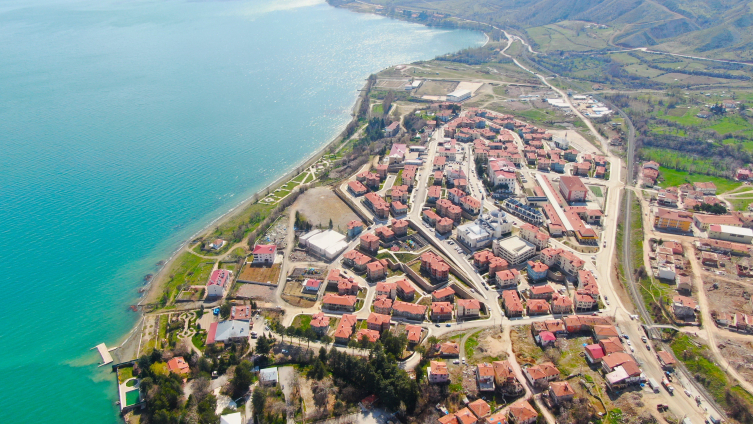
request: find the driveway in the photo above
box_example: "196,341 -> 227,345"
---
278,366 -> 296,424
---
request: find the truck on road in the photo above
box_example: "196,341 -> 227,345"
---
662,377 -> 674,395
648,378 -> 661,393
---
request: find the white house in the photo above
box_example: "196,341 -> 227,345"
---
206,269 -> 232,297
252,244 -> 277,264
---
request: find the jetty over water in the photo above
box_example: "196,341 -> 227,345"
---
93,343 -> 114,367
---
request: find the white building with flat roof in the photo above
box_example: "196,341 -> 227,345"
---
447,89 -> 472,102
708,225 -> 753,244
300,229 -> 349,260
493,236 -> 537,265
456,209 -> 513,250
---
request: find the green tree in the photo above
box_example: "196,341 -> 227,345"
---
231,361 -> 254,398
251,386 -> 266,422
220,301 -> 231,319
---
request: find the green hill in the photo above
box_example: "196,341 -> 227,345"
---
345,0 -> 753,61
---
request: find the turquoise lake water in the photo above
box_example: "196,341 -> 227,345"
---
0,0 -> 484,422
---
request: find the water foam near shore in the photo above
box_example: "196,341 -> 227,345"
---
0,0 -> 484,422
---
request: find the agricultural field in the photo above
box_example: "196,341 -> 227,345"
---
656,167 -> 741,193
527,21 -> 615,53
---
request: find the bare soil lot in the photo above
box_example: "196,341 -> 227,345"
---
295,187 -> 358,232
717,337 -> 753,384
237,263 -> 281,285
235,283 -> 276,304
703,278 -> 753,315
415,80 -> 458,96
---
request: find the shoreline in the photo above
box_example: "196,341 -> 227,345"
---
109,0 -> 489,367
112,79 -> 370,357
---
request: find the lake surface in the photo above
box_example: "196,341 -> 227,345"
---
0,0 -> 483,421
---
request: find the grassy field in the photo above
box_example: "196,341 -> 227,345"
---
464,330 -> 481,360
292,314 -> 312,331
162,253 -> 216,302
658,167 -> 741,193
589,186 -> 603,197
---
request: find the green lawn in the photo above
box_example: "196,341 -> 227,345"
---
658,168 -> 741,193
117,366 -> 134,384
292,314 -> 312,331
372,103 -> 384,115
589,186 -> 603,197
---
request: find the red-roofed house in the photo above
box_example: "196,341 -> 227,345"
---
457,298 -> 481,318
167,356 -> 190,375
508,400 -> 538,424
207,269 -> 233,298
431,302 -> 454,321
252,244 -> 277,264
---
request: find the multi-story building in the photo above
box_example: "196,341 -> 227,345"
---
494,236 -> 537,265
392,301 -> 427,321
559,176 -> 588,203
457,298 -> 481,318
322,294 -> 358,312
495,268 -> 521,288
654,208 -> 693,232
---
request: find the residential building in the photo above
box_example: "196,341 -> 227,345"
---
654,208 -> 693,232
508,400 -> 538,424
347,180 -> 368,197
167,357 -> 190,375
527,299 -> 550,315
303,279 -> 322,294
436,217 -> 454,234
495,268 -> 520,288
431,302 -> 454,321
672,295 -> 697,319
549,381 -> 575,404
438,341 -> 461,357
421,251 -> 450,281
346,220 -> 364,239
322,294 -> 357,312
252,244 -> 277,264
366,260 -> 386,281
405,324 -> 422,345
428,361 -> 450,384
476,364 -> 495,392
342,250 -> 371,271
373,296 -> 393,314
207,320 -> 250,344
376,281 -> 397,299
526,261 -> 549,282
396,278 -> 416,301
529,285 -> 555,300
493,236 -> 537,265
502,290 -> 524,317
552,295 -> 573,314
392,301 -> 427,321
207,269 -> 233,298
492,360 -> 524,395
310,312 -> 331,336
593,325 -> 620,341
457,298 -> 481,318
375,226 -> 394,241
432,287 -> 455,302
392,219 -> 409,237
359,233 -> 380,253
364,192 -> 390,219
333,314 -> 358,344
355,328 -> 380,343
366,312 -> 391,333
